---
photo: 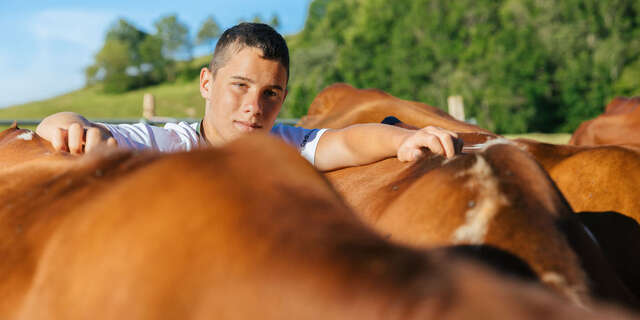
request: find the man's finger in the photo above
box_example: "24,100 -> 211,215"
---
85,127 -> 101,153
52,128 -> 69,153
412,149 -> 425,161
433,131 -> 456,158
425,127 -> 457,158
68,123 -> 85,155
419,133 -> 444,156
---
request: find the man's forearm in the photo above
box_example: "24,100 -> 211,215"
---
315,124 -> 413,171
314,123 -> 459,171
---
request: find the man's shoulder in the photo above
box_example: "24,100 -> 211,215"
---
270,123 -> 314,135
163,121 -> 200,133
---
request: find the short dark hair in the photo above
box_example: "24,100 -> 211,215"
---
209,23 -> 290,82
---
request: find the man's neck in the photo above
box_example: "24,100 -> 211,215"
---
201,118 -> 225,147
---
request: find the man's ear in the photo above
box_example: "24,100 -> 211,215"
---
282,89 -> 288,103
199,67 -> 212,99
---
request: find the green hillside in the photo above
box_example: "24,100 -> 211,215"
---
0,55 -> 212,121
0,80 -> 203,120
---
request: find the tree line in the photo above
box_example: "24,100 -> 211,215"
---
87,1 -> 639,133
282,0 -> 640,133
86,13 -> 280,94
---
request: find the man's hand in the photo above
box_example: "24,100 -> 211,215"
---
36,112 -> 116,155
397,126 -> 460,161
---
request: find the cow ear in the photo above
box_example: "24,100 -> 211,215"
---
10,121 -> 18,130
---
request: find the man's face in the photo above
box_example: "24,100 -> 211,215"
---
199,46 -> 288,145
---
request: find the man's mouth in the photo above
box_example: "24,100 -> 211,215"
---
233,120 -> 263,132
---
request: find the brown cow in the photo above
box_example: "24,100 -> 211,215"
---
379,118 -> 640,300
570,97 -> 640,146
298,86 -> 638,308
514,139 -> 640,224
298,83 -> 494,135
605,97 -> 640,115
326,139 -> 638,309
1,128 -> 636,319
0,122 -> 70,168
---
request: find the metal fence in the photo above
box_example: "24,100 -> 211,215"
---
0,118 -> 300,126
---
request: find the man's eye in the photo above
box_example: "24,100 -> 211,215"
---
265,90 -> 277,97
233,83 -> 247,88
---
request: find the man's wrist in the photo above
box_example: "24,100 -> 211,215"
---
92,123 -> 114,140
391,127 -> 413,154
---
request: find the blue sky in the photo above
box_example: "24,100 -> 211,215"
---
0,0 -> 311,108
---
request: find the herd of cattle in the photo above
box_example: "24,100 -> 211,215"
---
0,83 -> 639,319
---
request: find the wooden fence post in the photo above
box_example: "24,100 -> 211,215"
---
447,95 -> 465,121
143,93 -> 155,120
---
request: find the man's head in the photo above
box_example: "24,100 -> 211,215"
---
210,23 -> 289,82
199,23 -> 290,145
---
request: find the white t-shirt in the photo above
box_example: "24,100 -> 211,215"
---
100,122 -> 328,165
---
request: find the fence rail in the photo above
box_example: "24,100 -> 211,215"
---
0,118 -> 300,126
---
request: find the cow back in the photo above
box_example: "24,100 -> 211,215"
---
299,83 -> 492,134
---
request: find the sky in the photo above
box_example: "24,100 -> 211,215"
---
0,0 -> 311,108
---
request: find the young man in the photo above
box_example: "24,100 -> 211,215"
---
36,23 -> 459,171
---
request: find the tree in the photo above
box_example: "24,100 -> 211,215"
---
196,15 -> 221,51
94,39 -> 135,93
106,18 -> 148,58
285,0 -> 640,133
269,13 -> 281,30
251,14 -> 263,23
86,18 -> 149,92
154,14 -> 192,61
84,65 -> 100,87
139,35 -> 168,84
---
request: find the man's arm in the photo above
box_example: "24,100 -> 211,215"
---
36,112 -> 116,154
314,124 -> 459,171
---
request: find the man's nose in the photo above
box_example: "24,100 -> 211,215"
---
241,95 -> 262,116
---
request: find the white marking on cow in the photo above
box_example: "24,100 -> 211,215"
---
17,131 -> 34,141
452,155 -> 509,244
541,272 -> 587,309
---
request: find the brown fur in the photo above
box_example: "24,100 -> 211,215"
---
605,97 -> 640,115
327,142 -> 638,309
298,83 -> 495,134
296,87 -> 638,308
570,97 -> 640,146
515,139 -> 640,223
0,128 -> 637,319
0,123 -> 70,169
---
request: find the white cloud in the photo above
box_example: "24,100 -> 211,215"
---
0,9 -> 117,108
29,9 -> 116,49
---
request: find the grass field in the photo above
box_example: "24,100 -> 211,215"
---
504,133 -> 572,144
0,75 -> 573,145
0,80 -> 203,120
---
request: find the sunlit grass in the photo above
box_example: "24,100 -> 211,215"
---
0,80 -> 204,120
504,133 -> 572,144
